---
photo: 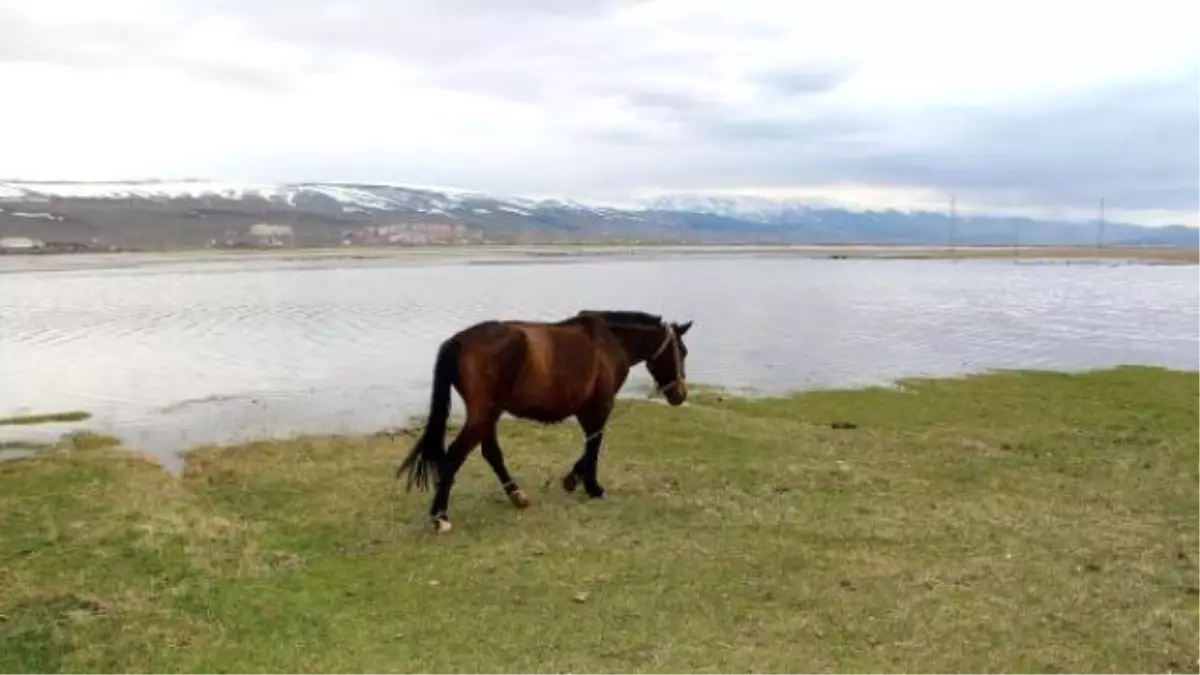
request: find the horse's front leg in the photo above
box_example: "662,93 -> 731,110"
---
564,403 -> 612,499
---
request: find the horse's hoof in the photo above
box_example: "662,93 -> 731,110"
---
562,473 -> 579,493
432,518 -> 453,534
508,488 -> 531,509
586,486 -> 606,500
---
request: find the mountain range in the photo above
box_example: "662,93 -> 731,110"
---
0,180 -> 1195,250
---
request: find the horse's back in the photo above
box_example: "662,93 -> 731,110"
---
508,319 -> 602,385
453,316 -> 622,421
447,314 -> 627,399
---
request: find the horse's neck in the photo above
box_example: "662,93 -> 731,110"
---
605,324 -> 659,364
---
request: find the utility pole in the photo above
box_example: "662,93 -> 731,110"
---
949,194 -> 957,253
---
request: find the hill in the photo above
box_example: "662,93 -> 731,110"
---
0,180 -> 1195,250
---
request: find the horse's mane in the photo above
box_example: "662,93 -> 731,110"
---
572,310 -> 663,328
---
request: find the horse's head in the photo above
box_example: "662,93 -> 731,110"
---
646,319 -> 693,406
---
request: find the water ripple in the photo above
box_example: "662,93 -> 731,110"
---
1,256 -> 1196,463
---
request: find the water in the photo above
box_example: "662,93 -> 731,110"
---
2,251 -> 1197,470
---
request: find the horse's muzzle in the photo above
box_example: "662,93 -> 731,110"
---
663,381 -> 687,406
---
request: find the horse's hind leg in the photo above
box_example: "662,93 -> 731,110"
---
481,419 -> 530,509
428,416 -> 487,533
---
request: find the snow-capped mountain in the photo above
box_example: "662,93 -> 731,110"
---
0,179 -> 669,249
0,179 -> 1194,250
0,180 -> 621,218
637,194 -> 819,223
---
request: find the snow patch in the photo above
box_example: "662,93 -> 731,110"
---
0,185 -> 29,199
0,180 -> 286,201
11,212 -> 65,221
373,181 -> 490,201
305,185 -> 393,210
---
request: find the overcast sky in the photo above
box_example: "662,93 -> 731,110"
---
1,0 -> 1197,225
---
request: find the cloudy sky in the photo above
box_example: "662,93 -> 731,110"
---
1,0 -> 1197,225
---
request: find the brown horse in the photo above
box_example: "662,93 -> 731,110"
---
396,310 -> 693,533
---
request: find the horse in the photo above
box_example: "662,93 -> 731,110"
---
395,309 -> 694,533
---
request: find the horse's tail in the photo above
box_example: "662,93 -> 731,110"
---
396,338 -> 460,492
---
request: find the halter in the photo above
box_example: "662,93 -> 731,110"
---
583,321 -> 685,444
649,322 -> 684,396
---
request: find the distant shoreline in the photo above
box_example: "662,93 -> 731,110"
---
0,242 -> 1195,269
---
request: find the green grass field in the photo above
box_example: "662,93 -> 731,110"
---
1,367 -> 1196,673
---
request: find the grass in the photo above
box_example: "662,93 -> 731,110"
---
0,432 -> 117,457
0,441 -> 52,452
0,411 -> 92,427
0,366 -> 1196,673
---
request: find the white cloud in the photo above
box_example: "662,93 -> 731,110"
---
0,0 -> 1196,225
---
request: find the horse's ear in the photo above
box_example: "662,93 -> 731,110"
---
674,320 -> 693,336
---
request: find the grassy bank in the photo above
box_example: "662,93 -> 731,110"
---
1,367 -> 1197,672
866,245 -> 1199,264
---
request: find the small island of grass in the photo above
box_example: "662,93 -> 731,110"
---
0,440 -> 52,451
0,410 -> 93,427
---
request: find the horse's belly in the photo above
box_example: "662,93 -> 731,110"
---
502,380 -> 584,423
504,362 -> 592,424
504,403 -> 574,424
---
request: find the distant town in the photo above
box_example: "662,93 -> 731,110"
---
214,221 -> 482,249
1,221 -> 485,255
0,236 -> 93,254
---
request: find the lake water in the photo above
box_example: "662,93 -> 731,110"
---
2,250 -> 1197,470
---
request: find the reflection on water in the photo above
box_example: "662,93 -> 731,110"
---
2,253 -> 1197,468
